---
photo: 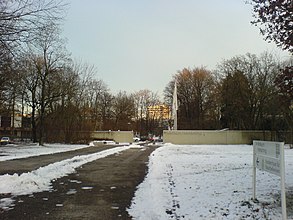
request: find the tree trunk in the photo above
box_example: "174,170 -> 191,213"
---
38,75 -> 46,146
31,105 -> 37,143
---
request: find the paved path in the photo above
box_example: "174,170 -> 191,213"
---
0,145 -> 115,175
0,144 -> 159,220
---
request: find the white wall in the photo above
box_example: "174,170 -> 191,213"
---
91,131 -> 134,143
163,130 -> 276,145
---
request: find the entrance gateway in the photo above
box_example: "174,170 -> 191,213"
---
252,140 -> 286,220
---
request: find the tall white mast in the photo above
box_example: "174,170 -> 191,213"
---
172,81 -> 178,130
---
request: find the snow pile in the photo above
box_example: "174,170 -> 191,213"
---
129,144 -> 145,149
89,140 -> 117,146
128,144 -> 293,219
0,143 -> 90,161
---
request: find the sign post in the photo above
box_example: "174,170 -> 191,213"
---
253,141 -> 286,220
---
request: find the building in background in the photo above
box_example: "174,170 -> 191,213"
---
146,105 -> 170,136
147,105 -> 170,120
0,114 -> 31,139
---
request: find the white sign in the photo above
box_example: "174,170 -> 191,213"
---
252,140 -> 286,220
254,141 -> 282,176
254,140 -> 281,159
255,155 -> 281,176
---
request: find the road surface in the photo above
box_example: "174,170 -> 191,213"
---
0,144 -> 159,220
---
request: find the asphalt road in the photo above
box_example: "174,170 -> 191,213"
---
0,144 -> 159,220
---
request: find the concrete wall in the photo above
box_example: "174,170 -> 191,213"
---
90,131 -> 133,143
163,130 -> 280,145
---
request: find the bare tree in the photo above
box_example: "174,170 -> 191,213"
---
112,91 -> 135,131
98,90 -> 113,130
217,52 -> 281,130
0,0 -> 66,52
275,59 -> 293,144
220,70 -> 252,129
36,60 -> 109,143
164,67 -> 217,129
69,61 -> 111,132
86,79 -> 109,130
22,23 -> 70,145
133,89 -> 161,135
0,0 -> 67,141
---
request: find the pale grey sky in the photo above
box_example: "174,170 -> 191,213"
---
62,0 -> 289,95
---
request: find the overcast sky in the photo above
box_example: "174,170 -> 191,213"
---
62,0 -> 290,95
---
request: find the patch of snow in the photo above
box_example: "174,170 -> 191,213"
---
81,186 -> 93,190
0,198 -> 15,210
128,144 -> 293,219
129,144 -> 144,149
89,140 -> 117,146
66,189 -> 77,195
0,144 -> 90,161
69,179 -> 82,184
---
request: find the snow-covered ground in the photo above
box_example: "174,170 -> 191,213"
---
1,143 -> 293,219
0,143 -> 91,161
128,144 -> 293,220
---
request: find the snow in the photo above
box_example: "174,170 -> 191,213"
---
128,144 -> 293,219
1,142 -> 293,219
0,143 -> 91,161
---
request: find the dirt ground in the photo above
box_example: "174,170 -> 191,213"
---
0,144 -> 159,220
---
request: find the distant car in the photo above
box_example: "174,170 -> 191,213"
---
150,136 -> 163,143
133,137 -> 140,142
0,137 -> 10,145
140,136 -> 148,141
154,137 -> 163,143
